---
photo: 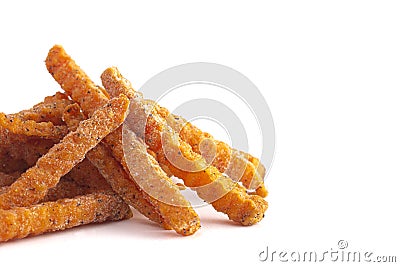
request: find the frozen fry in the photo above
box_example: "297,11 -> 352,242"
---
101,67 -> 267,197
0,95 -> 129,209
0,191 -> 132,242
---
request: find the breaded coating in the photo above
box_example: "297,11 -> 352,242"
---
11,92 -> 73,125
101,67 -> 267,197
128,97 -> 268,225
0,113 -> 68,139
46,45 -> 110,117
63,101 -> 200,235
62,103 -> 167,228
0,96 -> 129,209
0,191 -> 132,242
47,45 -> 201,235
101,67 -> 268,225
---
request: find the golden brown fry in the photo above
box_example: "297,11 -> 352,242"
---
11,92 -> 73,125
101,67 -> 267,197
102,69 -> 267,225
47,45 -> 201,235
63,101 -> 200,235
46,45 -> 110,117
0,113 -> 68,139
62,103 -> 168,228
0,191 -> 132,242
0,95 -> 129,209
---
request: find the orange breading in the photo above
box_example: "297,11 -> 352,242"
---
0,96 -> 129,209
0,113 -> 68,139
46,45 -> 110,117
11,92 -> 73,125
0,191 -> 132,242
101,67 -> 267,197
62,103 -> 167,228
63,99 -> 200,235
101,69 -> 268,225
47,45 -> 201,235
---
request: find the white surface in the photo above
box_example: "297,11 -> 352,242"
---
0,1 -> 399,266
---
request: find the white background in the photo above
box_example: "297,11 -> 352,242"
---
0,1 -> 399,266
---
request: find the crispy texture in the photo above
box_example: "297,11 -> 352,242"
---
101,67 -> 267,197
47,45 -> 201,235
0,113 -> 68,139
63,97 -> 200,235
11,92 -> 73,125
0,96 -> 129,209
128,97 -> 268,225
101,68 -> 267,225
62,103 -> 167,228
46,45 -> 110,116
0,191 -> 132,242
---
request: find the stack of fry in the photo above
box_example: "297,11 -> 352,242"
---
0,45 -> 268,242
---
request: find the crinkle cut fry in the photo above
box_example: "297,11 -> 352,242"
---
101,67 -> 267,197
0,95 -> 129,209
0,112 -> 68,139
63,100 -> 200,235
100,69 -> 267,225
0,191 -> 132,242
62,103 -> 169,229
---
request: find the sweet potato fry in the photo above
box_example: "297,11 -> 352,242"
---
46,45 -> 110,117
63,99 -> 200,235
0,191 -> 132,242
101,69 -> 267,225
101,67 -> 267,197
0,95 -> 129,209
11,92 -> 73,125
128,97 -> 268,225
47,45 -> 201,235
0,113 -> 68,139
62,103 -> 167,228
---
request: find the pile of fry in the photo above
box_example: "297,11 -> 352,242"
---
0,45 -> 268,241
